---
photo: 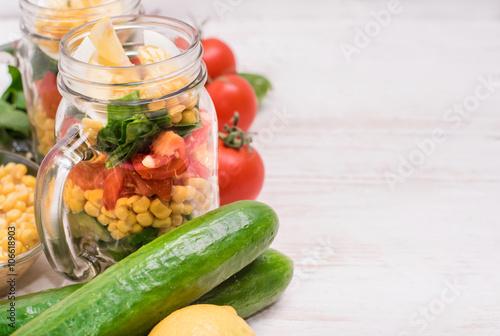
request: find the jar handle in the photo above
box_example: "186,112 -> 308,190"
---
0,40 -> 19,66
35,126 -> 99,281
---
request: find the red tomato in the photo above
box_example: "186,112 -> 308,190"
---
132,155 -> 188,180
68,155 -> 107,191
146,178 -> 173,201
218,138 -> 265,205
102,167 -> 127,210
207,74 -> 258,132
202,38 -> 236,82
36,71 -> 62,119
187,157 -> 211,179
124,170 -> 173,201
150,131 -> 186,160
185,111 -> 212,150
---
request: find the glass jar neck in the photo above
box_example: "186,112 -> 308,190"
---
58,15 -> 205,111
20,0 -> 143,41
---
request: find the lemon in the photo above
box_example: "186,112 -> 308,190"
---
149,304 -> 256,336
89,16 -> 133,67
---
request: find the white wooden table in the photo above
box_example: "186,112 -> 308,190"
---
2,0 -> 500,334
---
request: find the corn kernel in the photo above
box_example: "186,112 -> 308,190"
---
171,111 -> 183,124
181,109 -> 198,124
133,196 -> 151,214
15,188 -> 29,203
11,164 -> 27,181
111,230 -> 126,240
84,202 -> 100,218
14,201 -> 26,212
87,189 -> 103,209
97,214 -> 111,226
152,217 -> 171,229
21,175 -> 36,188
169,201 -> 184,215
19,229 -> 38,246
131,224 -> 144,234
7,209 -> 22,222
101,207 -> 117,219
127,195 -> 141,207
82,117 -> 103,131
116,197 -> 129,209
2,183 -> 14,195
136,211 -> 154,227
186,186 -> 197,200
108,220 -> 118,232
171,214 -> 183,227
182,202 -> 193,215
187,178 -> 206,189
0,218 -> 7,230
149,199 -> 172,219
0,237 -> 8,251
117,220 -> 132,234
171,186 -> 187,203
69,200 -> 85,213
1,195 -> 17,212
115,206 -> 129,221
124,210 -> 137,226
196,192 -> 206,204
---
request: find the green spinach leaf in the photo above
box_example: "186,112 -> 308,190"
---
239,73 -> 272,103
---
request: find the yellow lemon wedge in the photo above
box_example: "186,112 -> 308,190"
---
149,304 -> 256,336
89,16 -> 133,67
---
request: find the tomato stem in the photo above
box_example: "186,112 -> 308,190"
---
219,112 -> 253,152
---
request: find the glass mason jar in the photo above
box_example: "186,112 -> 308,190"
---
17,0 -> 143,162
35,16 -> 219,281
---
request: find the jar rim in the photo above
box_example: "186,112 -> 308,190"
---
20,0 -> 126,13
58,15 -> 206,106
60,15 -> 200,71
20,0 -> 143,41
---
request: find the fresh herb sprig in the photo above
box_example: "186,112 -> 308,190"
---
0,65 -> 31,142
96,90 -> 201,169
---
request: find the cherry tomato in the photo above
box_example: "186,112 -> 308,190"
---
207,74 -> 258,132
202,38 -> 236,82
36,71 -> 62,119
218,138 -> 265,205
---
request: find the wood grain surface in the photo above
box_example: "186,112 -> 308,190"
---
1,0 -> 500,334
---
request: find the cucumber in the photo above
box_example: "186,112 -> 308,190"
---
13,201 -> 278,336
0,249 -> 293,335
0,284 -> 82,335
193,248 -> 294,318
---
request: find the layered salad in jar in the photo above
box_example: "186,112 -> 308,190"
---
21,0 -> 133,158
60,17 -> 217,261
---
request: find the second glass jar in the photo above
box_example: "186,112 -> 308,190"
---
17,0 -> 144,162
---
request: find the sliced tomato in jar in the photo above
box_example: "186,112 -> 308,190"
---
185,111 -> 212,151
69,156 -> 107,191
187,158 -> 210,179
150,131 -> 186,159
123,167 -> 173,201
102,167 -> 127,210
125,170 -> 156,197
36,71 -> 62,119
132,155 -> 188,180
148,178 -> 173,201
